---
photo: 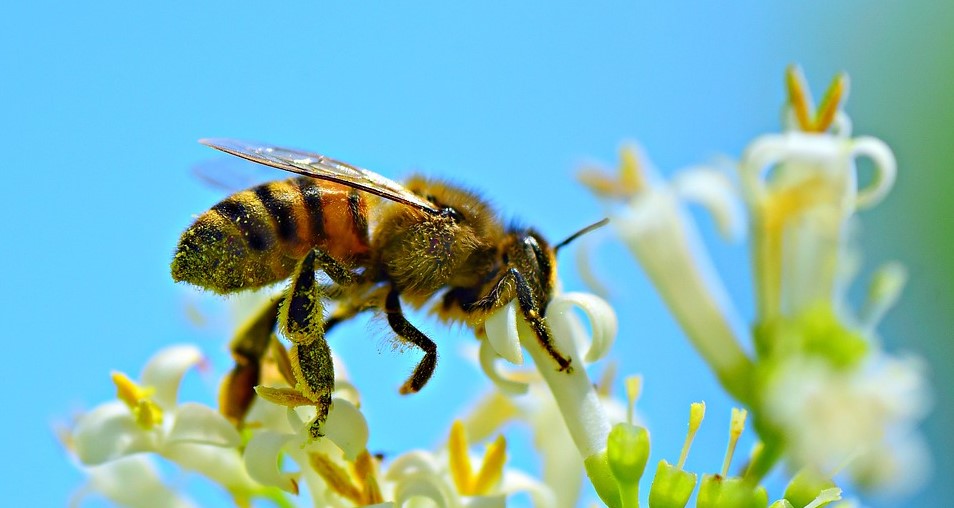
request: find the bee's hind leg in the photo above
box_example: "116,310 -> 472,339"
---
278,250 -> 335,439
385,286 -> 438,395
219,296 -> 281,425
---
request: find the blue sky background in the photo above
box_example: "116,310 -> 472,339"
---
2,2 -> 951,506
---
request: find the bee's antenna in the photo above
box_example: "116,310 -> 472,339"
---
553,218 -> 610,253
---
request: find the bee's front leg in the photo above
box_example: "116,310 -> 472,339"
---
501,268 -> 574,374
384,287 -> 438,395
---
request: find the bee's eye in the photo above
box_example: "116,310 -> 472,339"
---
440,207 -> 464,222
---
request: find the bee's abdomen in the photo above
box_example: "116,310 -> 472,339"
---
171,177 -> 371,293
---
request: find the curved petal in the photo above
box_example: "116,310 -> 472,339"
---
165,402 -> 242,447
162,441 -> 259,492
72,401 -> 158,465
391,473 -> 455,508
850,136 -> 896,209
83,455 -> 195,508
140,344 -> 204,410
322,398 -> 370,462
500,470 -> 557,508
478,339 -> 529,396
547,293 -> 617,364
484,302 -> 523,365
385,451 -> 443,480
243,430 -> 300,494
673,167 -> 745,241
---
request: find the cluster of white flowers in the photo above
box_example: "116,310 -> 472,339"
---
62,66 -> 929,507
580,65 -> 930,500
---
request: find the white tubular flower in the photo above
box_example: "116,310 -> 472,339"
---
581,145 -> 754,402
740,69 -> 931,493
763,353 -> 930,493
484,293 -> 615,460
740,130 -> 895,323
69,345 -> 259,498
483,291 -> 625,505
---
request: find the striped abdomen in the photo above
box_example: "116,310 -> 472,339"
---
171,177 -> 371,293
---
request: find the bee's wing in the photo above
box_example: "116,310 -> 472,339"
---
191,156 -> 280,193
199,138 -> 440,214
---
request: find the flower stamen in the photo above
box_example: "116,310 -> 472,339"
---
111,371 -> 163,429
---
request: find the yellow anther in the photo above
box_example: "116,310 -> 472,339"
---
785,65 -> 848,133
354,451 -> 384,504
310,452 -> 361,502
721,408 -> 748,477
448,420 -> 509,496
814,73 -> 848,133
619,145 -> 645,195
111,371 -> 162,429
677,401 -> 706,469
111,371 -> 150,409
578,145 -> 646,200
449,420 -> 474,494
471,434 -> 507,495
624,375 -> 643,425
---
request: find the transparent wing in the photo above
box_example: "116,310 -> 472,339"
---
191,156 -> 279,193
199,138 -> 440,213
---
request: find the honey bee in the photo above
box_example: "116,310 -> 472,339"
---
172,138 -> 606,437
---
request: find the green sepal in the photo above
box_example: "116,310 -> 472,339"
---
783,469 -> 837,508
648,460 -> 697,508
585,449 -> 622,508
697,475 -> 768,508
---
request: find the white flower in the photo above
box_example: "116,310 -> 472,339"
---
581,145 -> 754,403
383,420 -> 555,508
739,129 -> 896,323
69,345 -> 259,498
763,353 -> 930,493
72,455 -> 194,508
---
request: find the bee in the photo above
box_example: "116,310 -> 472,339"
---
172,138 -> 606,438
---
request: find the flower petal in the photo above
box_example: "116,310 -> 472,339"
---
243,430 -> 300,494
72,401 -> 158,465
673,166 -> 745,241
485,302 -> 523,365
140,344 -> 204,410
500,470 -> 557,508
82,455 -> 195,508
322,397 -> 369,462
391,473 -> 455,508
162,441 -> 259,492
546,292 -> 617,364
478,338 -> 529,396
165,402 -> 242,447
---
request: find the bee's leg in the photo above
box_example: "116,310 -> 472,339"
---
279,250 -> 335,439
313,249 -> 361,287
219,296 -> 281,425
494,268 -> 574,374
385,287 -> 438,395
